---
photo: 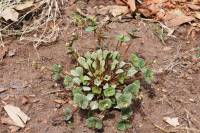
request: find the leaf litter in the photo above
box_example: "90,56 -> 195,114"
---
114,0 -> 200,37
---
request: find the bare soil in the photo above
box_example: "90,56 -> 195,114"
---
0,1 -> 200,133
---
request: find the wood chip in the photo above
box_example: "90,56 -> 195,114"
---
163,117 -> 180,127
53,99 -> 66,104
4,105 -> 30,128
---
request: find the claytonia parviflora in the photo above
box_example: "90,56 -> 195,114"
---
52,49 -> 154,131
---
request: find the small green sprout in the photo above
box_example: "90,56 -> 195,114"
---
87,117 -> 103,129
116,34 -> 130,50
71,12 -> 86,27
52,64 -> 62,81
85,16 -> 98,33
64,107 -> 73,122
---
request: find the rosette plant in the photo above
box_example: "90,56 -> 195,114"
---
53,49 -> 153,131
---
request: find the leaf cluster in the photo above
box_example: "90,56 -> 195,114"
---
53,49 -> 153,131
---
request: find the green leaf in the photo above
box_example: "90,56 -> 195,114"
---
103,87 -> 115,97
87,117 -> 102,129
94,79 -> 102,86
116,34 -> 130,43
98,99 -> 112,111
119,61 -> 126,68
85,26 -> 96,32
80,75 -> 89,85
72,77 -> 81,85
78,57 -> 89,70
111,84 -> 117,89
72,88 -> 83,95
117,93 -> 132,109
142,67 -> 154,84
119,73 -> 126,84
124,80 -> 140,96
115,92 -> 122,99
90,101 -> 98,110
85,51 -> 92,59
131,54 -> 145,69
92,61 -> 97,70
117,120 -> 132,131
87,71 -> 93,77
92,86 -> 102,94
83,75 -> 91,81
52,64 -> 62,73
52,73 -> 61,81
70,67 -> 83,77
83,86 -> 91,91
127,66 -> 138,77
103,83 -> 109,90
111,51 -> 120,60
73,94 -> 88,109
103,50 -> 110,59
121,107 -> 133,120
63,76 -> 73,88
64,107 -> 73,121
86,93 -> 94,101
111,60 -> 119,70
86,58 -> 93,67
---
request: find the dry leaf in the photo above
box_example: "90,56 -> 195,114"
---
163,117 -> 180,127
127,0 -> 136,12
195,12 -> 200,19
4,105 -> 30,128
163,9 -> 195,27
0,8 -> 19,22
98,5 -> 129,17
14,1 -> 34,11
187,4 -> 200,10
0,88 -> 8,93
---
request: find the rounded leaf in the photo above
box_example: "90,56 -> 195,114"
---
117,93 -> 132,109
78,57 -> 89,70
103,87 -> 115,97
90,101 -> 98,110
86,93 -> 94,101
121,107 -> 133,120
92,86 -> 102,94
98,99 -> 112,111
63,76 -> 73,88
64,107 -> 72,121
124,80 -> 140,96
73,94 -> 88,109
72,88 -> 83,95
52,64 -> 62,73
117,120 -> 132,131
87,117 -> 102,129
70,67 -> 83,77
127,66 -> 138,77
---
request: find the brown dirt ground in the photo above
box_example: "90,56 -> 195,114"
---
0,1 -> 200,133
